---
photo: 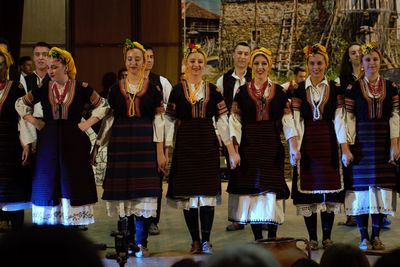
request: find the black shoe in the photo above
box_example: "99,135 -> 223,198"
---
226,223 -> 244,231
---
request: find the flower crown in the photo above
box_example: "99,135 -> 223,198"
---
183,43 -> 207,63
186,43 -> 202,54
360,43 -> 378,56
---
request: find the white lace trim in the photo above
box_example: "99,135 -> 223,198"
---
296,202 -> 343,217
345,187 -> 396,216
32,199 -> 94,225
228,193 -> 284,224
105,197 -> 158,218
167,195 -> 221,210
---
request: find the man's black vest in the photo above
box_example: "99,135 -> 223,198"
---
148,72 -> 163,96
222,67 -> 252,111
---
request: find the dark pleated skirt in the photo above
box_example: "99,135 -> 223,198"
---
349,121 -> 396,190
32,120 -> 97,206
227,121 -> 289,200
167,119 -> 221,198
0,121 -> 31,203
102,117 -> 161,200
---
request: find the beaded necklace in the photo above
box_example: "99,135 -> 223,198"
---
53,80 -> 70,104
366,77 -> 383,98
251,79 -> 268,99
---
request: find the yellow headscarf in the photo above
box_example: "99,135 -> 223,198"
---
48,47 -> 77,80
303,43 -> 329,66
249,47 -> 272,78
123,39 -> 147,64
360,42 -> 381,58
0,46 -> 14,80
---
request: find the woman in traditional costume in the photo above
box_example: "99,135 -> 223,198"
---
15,47 -> 109,226
291,43 -> 347,250
0,47 -> 32,229
342,43 -> 399,251
92,39 -> 166,257
165,44 -> 239,255
227,47 -> 300,240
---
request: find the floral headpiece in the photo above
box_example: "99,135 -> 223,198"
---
303,43 -> 329,65
360,42 -> 381,58
48,47 -> 77,80
183,43 -> 207,63
0,46 -> 14,79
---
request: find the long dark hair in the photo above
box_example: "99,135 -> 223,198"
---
339,42 -> 361,82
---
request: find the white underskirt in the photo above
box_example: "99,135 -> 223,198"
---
105,197 -> 158,218
228,192 -> 285,224
32,199 -> 94,225
296,202 -> 343,217
167,195 -> 221,210
345,187 -> 396,216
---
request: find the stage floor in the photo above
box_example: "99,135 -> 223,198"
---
20,182 -> 400,266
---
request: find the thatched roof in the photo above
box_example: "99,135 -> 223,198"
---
186,1 -> 219,19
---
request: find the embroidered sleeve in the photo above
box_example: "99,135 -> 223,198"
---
90,95 -> 110,120
15,95 -> 34,117
291,97 -> 302,112
82,83 -> 110,120
213,86 -> 228,118
344,84 -> 356,114
95,110 -> 114,147
217,100 -> 228,118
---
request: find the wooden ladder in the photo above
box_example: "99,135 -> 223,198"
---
276,9 -> 296,76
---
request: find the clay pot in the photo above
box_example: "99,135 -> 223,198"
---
254,237 -> 311,267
